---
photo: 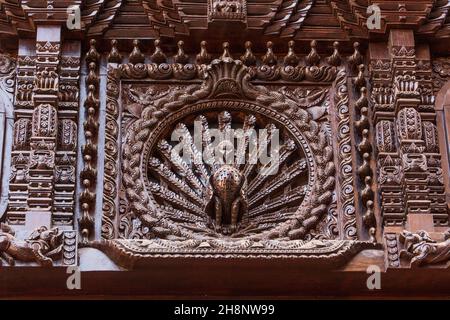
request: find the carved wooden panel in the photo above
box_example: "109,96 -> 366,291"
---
0,0 -> 449,285
69,39 -> 391,270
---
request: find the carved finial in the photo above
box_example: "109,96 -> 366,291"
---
108,39 -> 122,64
348,42 -> 363,70
354,65 -> 367,90
196,41 -> 212,65
174,40 -> 189,64
221,42 -> 232,60
129,39 -> 145,65
359,130 -> 372,154
86,39 -> 100,64
358,152 -> 371,179
364,200 -> 375,223
86,62 -> 99,87
368,227 -> 376,243
363,200 -> 376,243
355,87 -> 368,112
240,41 -> 256,66
150,39 -> 167,64
355,106 -> 369,130
306,40 -> 320,66
262,41 -> 277,66
86,84 -> 99,110
326,41 -> 341,67
361,176 -> 374,205
283,41 -> 299,66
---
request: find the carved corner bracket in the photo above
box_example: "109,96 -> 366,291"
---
0,223 -> 77,267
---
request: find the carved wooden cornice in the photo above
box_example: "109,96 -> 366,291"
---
1,0 -> 449,50
77,0 -> 450,44
0,0 -> 33,37
21,0 -> 83,22
82,0 -> 122,37
330,0 -> 437,36
417,0 -> 450,36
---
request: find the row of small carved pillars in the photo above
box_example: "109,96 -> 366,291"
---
87,38 -> 365,70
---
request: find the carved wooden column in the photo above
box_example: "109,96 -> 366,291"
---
433,58 -> 450,211
7,40 -> 36,226
54,42 -> 81,227
370,40 -> 405,228
79,40 -> 100,242
371,29 -> 449,268
414,46 -> 448,227
389,31 -> 430,227
0,53 -> 16,218
27,26 -> 62,229
7,25 -> 81,231
389,30 -> 447,230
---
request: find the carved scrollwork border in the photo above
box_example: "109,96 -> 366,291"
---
334,68 -> 357,240
102,67 -> 121,239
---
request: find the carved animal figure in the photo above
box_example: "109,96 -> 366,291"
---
400,230 -> 450,267
206,165 -> 248,231
0,223 -> 64,267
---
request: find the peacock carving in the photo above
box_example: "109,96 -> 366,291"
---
145,110 -> 309,237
